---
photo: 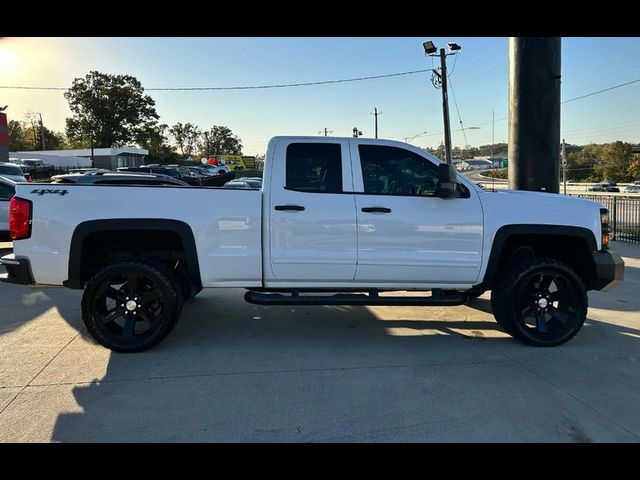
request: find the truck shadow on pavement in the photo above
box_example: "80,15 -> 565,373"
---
47,283 -> 640,442
3,243 -> 639,442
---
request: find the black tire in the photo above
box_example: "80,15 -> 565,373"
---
490,256 -> 588,347
81,258 -> 184,352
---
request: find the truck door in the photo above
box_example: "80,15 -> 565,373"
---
267,139 -> 357,283
351,140 -> 483,286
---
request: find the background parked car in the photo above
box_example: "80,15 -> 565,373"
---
588,182 -> 620,192
623,185 -> 640,194
117,166 -> 202,186
0,177 -> 17,237
52,171 -> 190,186
0,163 -> 30,183
224,180 -> 254,189
237,177 -> 262,189
12,158 -> 54,180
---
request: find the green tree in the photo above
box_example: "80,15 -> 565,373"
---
566,146 -> 597,182
168,122 -> 201,157
201,125 -> 243,156
64,71 -> 159,148
592,141 -> 632,183
7,119 -> 66,151
7,120 -> 30,151
627,156 -> 640,181
138,124 -> 179,164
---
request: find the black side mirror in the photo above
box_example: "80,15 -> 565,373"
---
436,163 -> 460,199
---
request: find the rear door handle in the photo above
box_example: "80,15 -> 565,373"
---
275,204 -> 305,211
361,207 -> 391,213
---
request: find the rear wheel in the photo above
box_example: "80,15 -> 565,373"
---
491,256 -> 588,346
81,259 -> 184,352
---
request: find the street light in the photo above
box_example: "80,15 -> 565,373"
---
423,39 -> 462,164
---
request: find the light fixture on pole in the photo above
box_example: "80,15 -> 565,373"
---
423,40 -> 462,165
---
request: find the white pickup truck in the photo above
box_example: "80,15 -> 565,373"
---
1,136 -> 624,352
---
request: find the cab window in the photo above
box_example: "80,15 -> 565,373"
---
285,143 -> 343,193
358,145 -> 440,196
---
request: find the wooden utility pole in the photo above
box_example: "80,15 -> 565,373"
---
508,37 -> 562,193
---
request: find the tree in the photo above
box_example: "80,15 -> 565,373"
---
627,156 -> 640,181
566,146 -> 597,182
200,126 -> 242,156
7,118 -> 66,151
592,141 -> 632,183
7,120 -> 30,151
168,122 -> 201,157
138,123 -> 179,164
64,71 -> 159,148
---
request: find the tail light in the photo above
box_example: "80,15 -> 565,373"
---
9,197 -> 32,240
600,208 -> 609,250
26,174 -> 32,183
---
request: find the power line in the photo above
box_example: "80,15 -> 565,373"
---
0,69 -> 432,92
448,77 -> 468,145
562,77 -> 640,104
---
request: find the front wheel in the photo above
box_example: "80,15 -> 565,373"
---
81,259 -> 184,352
491,256 -> 588,347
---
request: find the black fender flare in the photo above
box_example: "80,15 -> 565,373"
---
474,224 -> 597,290
63,218 -> 202,291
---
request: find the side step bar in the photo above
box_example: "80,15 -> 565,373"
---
244,290 -> 468,306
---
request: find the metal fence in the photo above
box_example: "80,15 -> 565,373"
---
571,194 -> 640,245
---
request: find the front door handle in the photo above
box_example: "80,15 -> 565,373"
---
361,207 -> 391,213
275,204 -> 305,211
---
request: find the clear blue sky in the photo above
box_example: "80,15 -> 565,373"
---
1,37 -> 640,155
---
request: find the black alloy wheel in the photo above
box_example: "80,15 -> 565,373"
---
82,259 -> 184,352
491,257 -> 588,346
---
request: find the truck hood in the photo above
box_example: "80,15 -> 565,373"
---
478,188 -> 604,247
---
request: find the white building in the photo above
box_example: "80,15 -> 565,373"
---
11,147 -> 148,170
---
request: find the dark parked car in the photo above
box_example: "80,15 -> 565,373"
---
51,171 -> 190,186
588,182 -> 620,192
117,166 -> 201,185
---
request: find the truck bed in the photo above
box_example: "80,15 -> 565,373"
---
14,184 -> 263,287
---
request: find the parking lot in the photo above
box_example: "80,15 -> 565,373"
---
1,239 -> 639,442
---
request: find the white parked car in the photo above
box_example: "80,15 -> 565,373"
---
0,163 -> 29,183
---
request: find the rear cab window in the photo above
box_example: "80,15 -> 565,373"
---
285,143 -> 343,193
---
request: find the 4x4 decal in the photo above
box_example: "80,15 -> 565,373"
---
31,189 -> 69,196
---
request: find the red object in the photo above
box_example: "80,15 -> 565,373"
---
208,156 -> 219,165
9,197 -> 32,240
0,113 -> 7,147
26,174 -> 32,183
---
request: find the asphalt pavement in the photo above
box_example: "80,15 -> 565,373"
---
0,240 -> 639,442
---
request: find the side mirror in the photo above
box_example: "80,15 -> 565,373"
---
436,163 -> 460,199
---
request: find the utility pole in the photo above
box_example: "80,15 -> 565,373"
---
370,107 -> 381,139
440,48 -> 453,164
318,128 -> 333,137
562,138 -> 567,195
423,41 -> 461,164
491,110 -> 495,159
508,37 -> 561,193
38,113 -> 46,150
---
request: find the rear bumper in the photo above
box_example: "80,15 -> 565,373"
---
0,254 -> 35,286
592,251 -> 624,292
